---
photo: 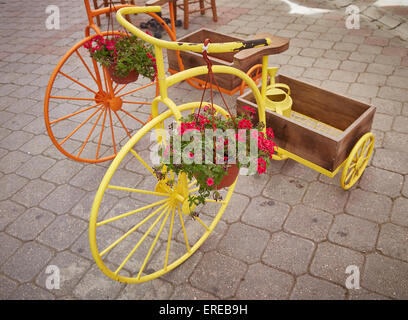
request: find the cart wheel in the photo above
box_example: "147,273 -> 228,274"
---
90,102 -> 236,283
341,132 -> 374,190
44,31 -> 158,163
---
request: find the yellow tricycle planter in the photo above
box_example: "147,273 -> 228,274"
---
89,5 -> 375,284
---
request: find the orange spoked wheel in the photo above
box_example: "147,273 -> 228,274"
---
44,31 -> 158,163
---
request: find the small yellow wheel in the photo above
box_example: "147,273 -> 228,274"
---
89,102 -> 236,283
341,132 -> 375,190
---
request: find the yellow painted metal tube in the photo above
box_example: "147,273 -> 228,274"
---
116,6 -> 271,53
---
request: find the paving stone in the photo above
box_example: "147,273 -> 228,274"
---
236,263 -> 294,299
38,214 -> 87,251
69,164 -> 108,192
234,172 -> 271,197
346,189 -> 392,223
40,184 -> 86,215
0,275 -> 18,299
12,179 -> 55,207
189,251 -> 247,299
0,174 -> 29,202
20,135 -> 52,156
290,274 -> 346,300
2,113 -> 36,131
359,167 -> 403,198
349,83 -> 379,98
119,278 -> 173,300
321,80 -> 350,95
218,222 -> 269,264
1,241 -> 53,282
8,283 -> 55,300
371,98 -> 402,115
41,159 -> 84,185
377,223 -> 408,262
278,65 -> 305,78
241,196 -> 290,232
281,159 -> 319,182
303,181 -> 348,214
0,131 -> 33,151
329,70 -> 358,83
170,284 -> 217,300
393,116 -> 408,133
15,155 -> 56,179
340,60 -> 368,72
310,242 -> 364,286
0,200 -> 26,232
392,197 -> 408,227
367,63 -> 395,75
71,192 -> 117,221
263,174 -> 307,205
0,150 -> 31,174
372,113 -> 393,131
328,214 -> 379,253
262,231 -> 315,275
73,264 -> 126,300
35,251 -> 91,297
384,132 -> 408,153
284,204 -> 333,242
313,58 -> 340,70
372,148 -> 408,174
363,253 -> 408,299
348,288 -> 391,300
6,207 -> 55,241
378,86 -> 408,102
0,232 -> 22,266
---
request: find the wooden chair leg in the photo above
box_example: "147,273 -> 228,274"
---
211,0 -> 217,22
183,0 -> 189,29
93,0 -> 102,26
199,0 -> 205,15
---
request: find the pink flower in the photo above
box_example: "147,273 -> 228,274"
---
188,152 -> 194,158
206,178 -> 214,186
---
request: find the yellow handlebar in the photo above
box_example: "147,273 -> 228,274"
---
116,6 -> 271,53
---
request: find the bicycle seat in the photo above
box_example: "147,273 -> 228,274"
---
233,33 -> 290,67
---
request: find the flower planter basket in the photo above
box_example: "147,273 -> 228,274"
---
237,74 -> 376,172
107,64 -> 139,84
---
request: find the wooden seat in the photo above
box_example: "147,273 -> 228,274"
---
92,0 -> 136,26
233,33 -> 290,67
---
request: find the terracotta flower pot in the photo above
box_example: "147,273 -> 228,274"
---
107,65 -> 139,84
214,164 -> 239,190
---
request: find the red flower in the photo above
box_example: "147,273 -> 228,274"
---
242,106 -> 256,114
257,157 -> 267,174
206,178 -> 214,186
238,119 -> 253,129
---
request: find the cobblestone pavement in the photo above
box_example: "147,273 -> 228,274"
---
1,0 -> 408,300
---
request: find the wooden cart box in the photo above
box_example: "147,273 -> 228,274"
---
167,28 -> 263,93
237,75 -> 376,172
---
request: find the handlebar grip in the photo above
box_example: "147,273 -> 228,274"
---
238,38 -> 270,51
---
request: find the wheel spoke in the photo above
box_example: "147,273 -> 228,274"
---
122,100 -> 151,105
195,216 -> 210,231
49,102 -> 102,125
177,202 -> 191,253
345,167 -> 355,183
114,203 -> 170,275
96,198 -> 169,227
50,96 -> 96,102
120,109 -> 145,125
113,110 -> 132,138
58,70 -> 98,94
95,107 -> 108,160
129,149 -> 155,176
117,81 -> 156,98
107,185 -> 170,197
137,205 -> 173,279
108,108 -> 117,155
115,83 -> 127,95
164,206 -> 176,270
76,105 -> 105,157
100,202 -> 168,256
60,104 -> 104,145
75,49 -> 99,86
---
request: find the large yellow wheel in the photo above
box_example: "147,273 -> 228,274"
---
89,102 -> 236,283
341,132 -> 375,190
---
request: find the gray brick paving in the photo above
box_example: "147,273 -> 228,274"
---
1,0 -> 408,300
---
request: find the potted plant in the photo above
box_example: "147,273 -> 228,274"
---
84,34 -> 157,84
154,105 -> 276,211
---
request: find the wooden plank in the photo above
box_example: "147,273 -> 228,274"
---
277,75 -> 370,131
237,93 -> 339,171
